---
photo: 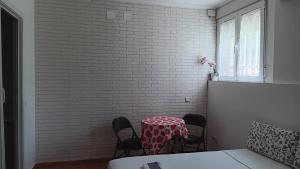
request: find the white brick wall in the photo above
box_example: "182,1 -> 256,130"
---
35,0 -> 216,162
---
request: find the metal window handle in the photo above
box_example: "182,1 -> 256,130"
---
2,88 -> 5,104
234,42 -> 239,56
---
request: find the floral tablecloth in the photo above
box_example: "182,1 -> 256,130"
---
141,116 -> 189,154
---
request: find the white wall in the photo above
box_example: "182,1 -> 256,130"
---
207,81 -> 300,150
265,0 -> 275,83
273,0 -> 300,83
35,0 -> 216,162
0,0 -> 35,169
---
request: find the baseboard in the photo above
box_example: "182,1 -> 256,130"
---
32,158 -> 111,169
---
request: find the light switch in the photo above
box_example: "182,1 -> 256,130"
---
107,9 -> 116,20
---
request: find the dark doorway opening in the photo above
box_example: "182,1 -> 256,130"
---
1,8 -> 19,169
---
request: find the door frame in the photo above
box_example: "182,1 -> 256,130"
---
0,2 -> 23,169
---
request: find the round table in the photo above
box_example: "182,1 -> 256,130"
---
141,116 -> 189,154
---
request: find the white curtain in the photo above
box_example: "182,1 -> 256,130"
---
237,9 -> 261,81
218,19 -> 236,79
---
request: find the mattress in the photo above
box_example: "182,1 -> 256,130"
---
223,149 -> 290,169
108,149 -> 291,169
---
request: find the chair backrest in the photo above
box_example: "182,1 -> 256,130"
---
112,117 -> 137,141
183,114 -> 206,128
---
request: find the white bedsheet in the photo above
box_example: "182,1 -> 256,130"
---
223,149 -> 290,169
108,149 -> 291,169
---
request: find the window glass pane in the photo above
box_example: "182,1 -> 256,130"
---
218,19 -> 236,78
238,9 -> 261,80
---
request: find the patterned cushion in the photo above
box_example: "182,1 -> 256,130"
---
263,126 -> 300,167
247,121 -> 270,152
247,121 -> 300,167
293,142 -> 300,169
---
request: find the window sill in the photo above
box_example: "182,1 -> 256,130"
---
208,80 -> 265,84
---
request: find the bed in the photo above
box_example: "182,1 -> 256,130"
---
108,149 -> 290,169
109,121 -> 300,169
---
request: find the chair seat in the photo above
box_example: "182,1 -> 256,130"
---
117,138 -> 142,150
186,135 -> 203,144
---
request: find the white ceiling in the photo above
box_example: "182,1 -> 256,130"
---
109,0 -> 231,9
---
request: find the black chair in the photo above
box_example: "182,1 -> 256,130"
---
182,114 -> 207,152
112,117 -> 146,158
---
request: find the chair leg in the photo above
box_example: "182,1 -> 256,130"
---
197,143 -> 201,152
113,147 -> 118,159
124,150 -> 130,157
142,148 -> 146,155
171,137 -> 179,153
170,140 -> 175,153
165,140 -> 171,153
180,138 -> 185,153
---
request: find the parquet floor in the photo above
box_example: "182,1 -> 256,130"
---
33,159 -> 110,169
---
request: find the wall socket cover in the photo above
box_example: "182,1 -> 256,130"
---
212,136 -> 218,144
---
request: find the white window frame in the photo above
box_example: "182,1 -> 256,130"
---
217,1 -> 266,82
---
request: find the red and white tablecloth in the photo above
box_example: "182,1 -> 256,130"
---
141,116 -> 189,155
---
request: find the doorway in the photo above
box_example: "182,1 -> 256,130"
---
0,5 -> 22,169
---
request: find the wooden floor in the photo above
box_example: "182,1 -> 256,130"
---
33,159 -> 110,169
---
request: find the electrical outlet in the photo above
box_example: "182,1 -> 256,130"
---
212,136 -> 218,144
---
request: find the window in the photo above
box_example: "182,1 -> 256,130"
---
217,3 -> 265,82
218,19 -> 236,79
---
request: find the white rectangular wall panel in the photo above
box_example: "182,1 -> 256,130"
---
208,81 -> 300,150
